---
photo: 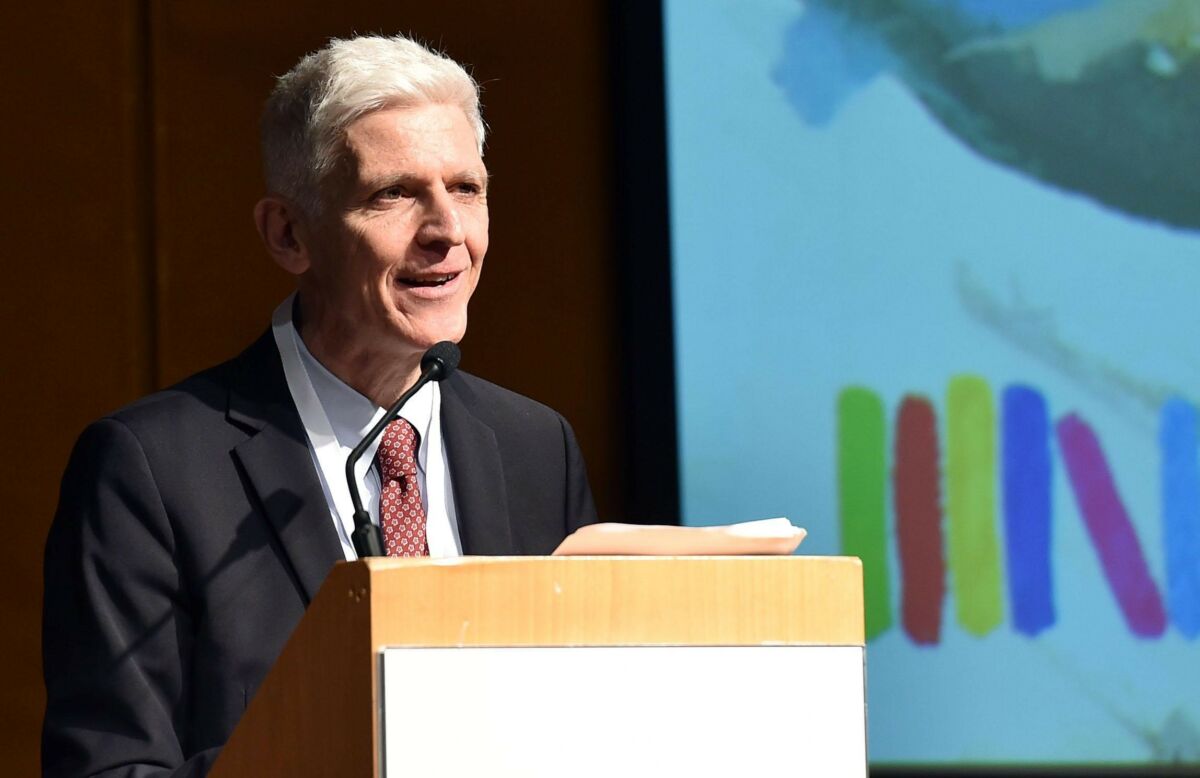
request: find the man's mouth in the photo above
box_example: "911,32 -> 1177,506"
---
397,272 -> 459,288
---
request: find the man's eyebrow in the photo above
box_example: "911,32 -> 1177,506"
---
360,168 -> 491,190
454,168 -> 491,189
359,172 -> 419,191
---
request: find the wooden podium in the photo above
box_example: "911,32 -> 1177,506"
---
210,556 -> 865,777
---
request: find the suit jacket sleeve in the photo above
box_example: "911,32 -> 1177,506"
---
43,418 -> 218,778
561,413 -> 599,533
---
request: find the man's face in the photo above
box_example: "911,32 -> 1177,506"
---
300,103 -> 489,359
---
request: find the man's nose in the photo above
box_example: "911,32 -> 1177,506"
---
416,189 -> 465,247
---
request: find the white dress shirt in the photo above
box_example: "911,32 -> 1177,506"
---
271,295 -> 462,560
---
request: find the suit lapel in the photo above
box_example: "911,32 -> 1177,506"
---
440,374 -> 513,554
226,332 -> 344,604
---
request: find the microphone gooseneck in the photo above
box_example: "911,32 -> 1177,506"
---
346,341 -> 462,557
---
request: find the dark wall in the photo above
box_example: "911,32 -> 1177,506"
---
5,2 -> 620,772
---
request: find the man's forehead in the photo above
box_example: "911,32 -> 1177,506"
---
346,104 -> 479,153
338,105 -> 484,181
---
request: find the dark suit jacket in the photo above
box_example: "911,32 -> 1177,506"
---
42,332 -> 598,777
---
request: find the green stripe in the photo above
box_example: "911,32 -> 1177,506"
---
837,387 -> 892,640
946,375 -> 1004,636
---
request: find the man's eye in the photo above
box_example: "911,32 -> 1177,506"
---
453,182 -> 482,196
375,185 -> 409,201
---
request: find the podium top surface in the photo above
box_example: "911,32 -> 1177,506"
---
328,555 -> 864,648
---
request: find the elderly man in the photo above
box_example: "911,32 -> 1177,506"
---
42,35 -> 598,777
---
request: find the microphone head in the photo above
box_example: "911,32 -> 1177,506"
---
421,341 -> 461,381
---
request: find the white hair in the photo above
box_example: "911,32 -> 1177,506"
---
260,34 -> 485,215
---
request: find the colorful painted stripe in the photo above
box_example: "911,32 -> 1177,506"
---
833,379 -> 1198,643
837,387 -> 893,640
1001,386 -> 1055,637
946,376 -> 1004,637
894,396 -> 944,645
1057,414 -> 1166,638
1159,398 -> 1200,639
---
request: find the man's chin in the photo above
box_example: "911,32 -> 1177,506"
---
396,322 -> 466,354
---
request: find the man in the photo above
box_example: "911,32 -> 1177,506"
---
43,35 -> 598,777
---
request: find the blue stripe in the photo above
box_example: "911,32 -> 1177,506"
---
1160,398 -> 1200,638
1002,386 -> 1055,636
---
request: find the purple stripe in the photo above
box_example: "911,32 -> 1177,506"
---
1056,414 -> 1166,638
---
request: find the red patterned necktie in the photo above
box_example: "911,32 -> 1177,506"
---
375,418 -> 428,557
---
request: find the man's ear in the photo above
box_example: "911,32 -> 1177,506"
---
254,195 -> 312,276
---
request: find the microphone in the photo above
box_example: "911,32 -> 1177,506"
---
346,341 -> 461,557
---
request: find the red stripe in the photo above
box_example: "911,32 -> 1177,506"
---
894,396 -> 946,645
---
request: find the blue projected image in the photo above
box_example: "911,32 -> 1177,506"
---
664,0 -> 1200,766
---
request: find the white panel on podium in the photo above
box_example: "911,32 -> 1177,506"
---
379,645 -> 866,777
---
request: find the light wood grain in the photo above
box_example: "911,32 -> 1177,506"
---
366,556 -> 864,648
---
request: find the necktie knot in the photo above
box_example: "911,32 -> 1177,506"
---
377,417 -> 419,481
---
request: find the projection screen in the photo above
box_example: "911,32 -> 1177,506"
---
664,0 -> 1200,767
